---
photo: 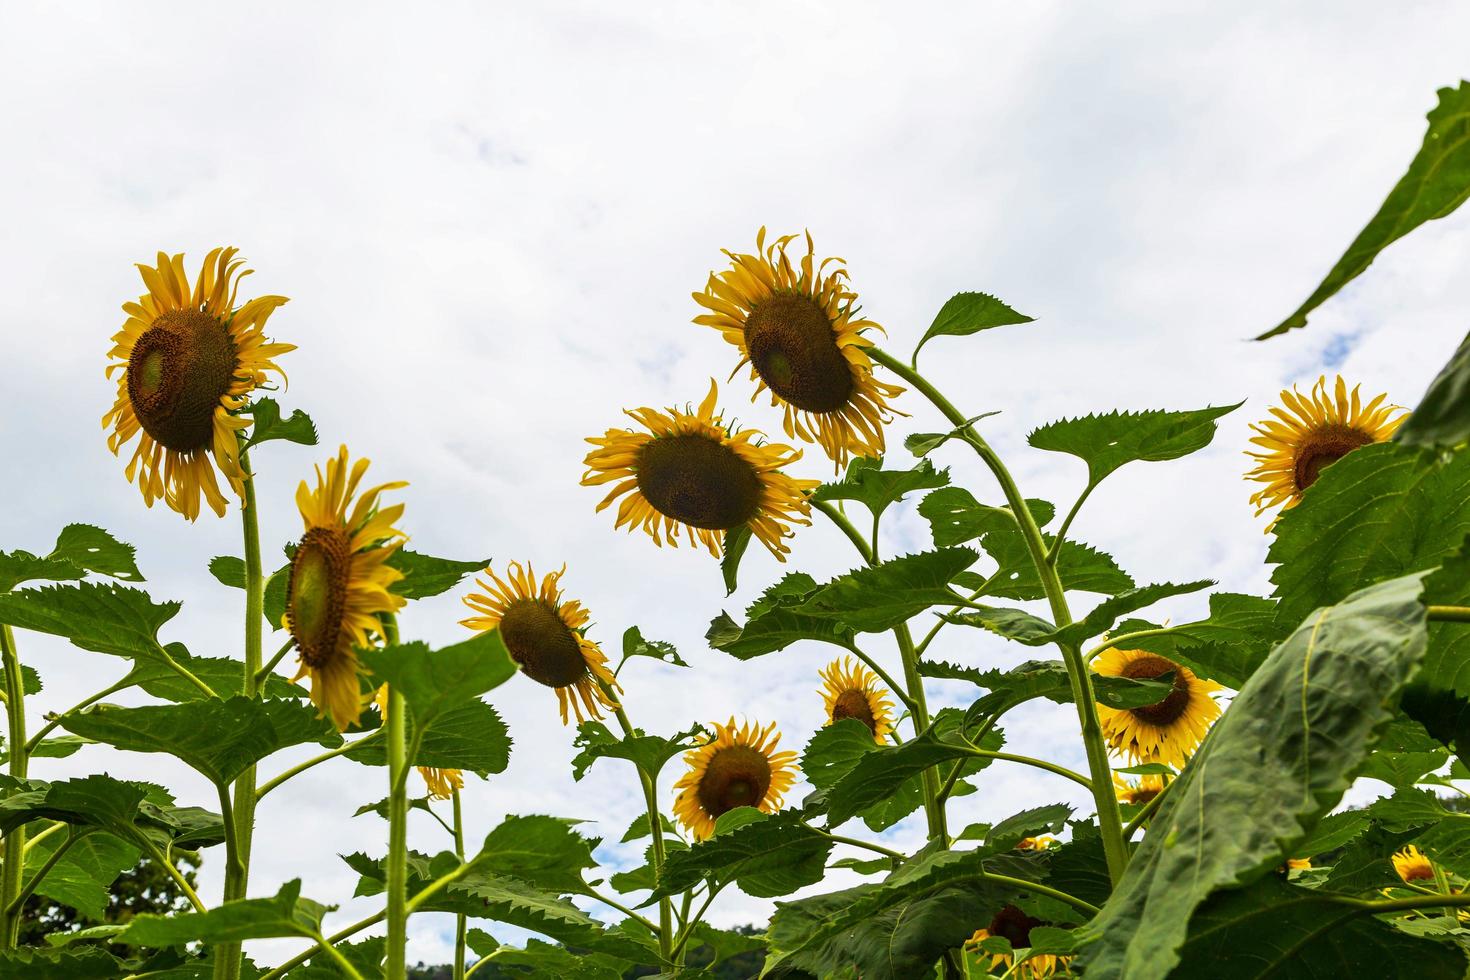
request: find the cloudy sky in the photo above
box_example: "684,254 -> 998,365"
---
2,1 -> 1469,968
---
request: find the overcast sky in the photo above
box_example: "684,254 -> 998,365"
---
3,1 -> 1469,968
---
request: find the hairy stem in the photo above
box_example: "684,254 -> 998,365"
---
255,727 -> 385,801
602,688 -> 674,961
0,625 -> 28,947
25,675 -> 134,752
452,789 -> 468,980
257,910 -> 386,980
384,616 -> 408,980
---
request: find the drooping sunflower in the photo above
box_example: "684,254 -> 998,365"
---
1094,649 -> 1222,768
582,380 -> 819,559
672,718 -> 799,841
1112,772 -> 1170,807
283,447 -> 407,731
818,656 -> 896,744
693,229 -> 902,468
966,906 -> 1070,979
374,685 -> 463,800
103,248 -> 294,521
1245,375 -> 1405,525
460,562 -> 619,725
1393,845 -> 1436,883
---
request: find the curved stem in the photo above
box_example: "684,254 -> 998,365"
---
583,886 -> 660,933
306,932 -> 366,980
1122,781 -> 1172,840
669,884 -> 723,961
811,498 -> 874,563
812,827 -> 905,862
257,910 -> 386,980
1084,626 -> 1184,665
978,871 -> 1100,916
0,625 -> 28,947
1047,480 -> 1099,564
1428,605 -> 1470,623
452,790 -> 468,980
870,346 -> 1130,885
255,727 -> 384,801
965,748 -> 1093,791
25,676 -> 134,752
21,821 -> 64,856
154,642 -> 221,700
843,643 -> 916,714
7,829 -> 80,915
255,638 -> 295,688
135,833 -> 207,913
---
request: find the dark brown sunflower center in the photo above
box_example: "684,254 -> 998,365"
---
635,434 -> 762,531
832,689 -> 877,733
743,291 -> 855,413
697,745 -> 773,820
126,309 -> 237,453
1293,424 -> 1375,492
499,599 -> 588,688
1120,654 -> 1192,726
287,527 -> 352,669
987,904 -> 1046,948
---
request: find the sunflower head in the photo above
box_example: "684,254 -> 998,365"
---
966,905 -> 1069,978
284,447 -> 407,731
1016,836 -> 1055,852
1245,375 -> 1405,525
460,562 -> 619,725
1393,844 -> 1436,883
1094,648 -> 1222,768
374,685 -> 464,799
817,657 -> 896,743
582,380 -> 818,560
103,248 -> 294,520
1112,772 -> 1170,807
672,718 -> 799,840
693,229 -> 902,468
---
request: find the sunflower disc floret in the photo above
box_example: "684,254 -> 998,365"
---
672,718 -> 798,840
818,656 -> 896,743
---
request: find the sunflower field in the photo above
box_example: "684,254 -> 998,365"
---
4,74 -> 1470,980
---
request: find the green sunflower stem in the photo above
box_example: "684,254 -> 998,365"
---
383,614 -> 409,980
869,346 -> 1131,885
0,624 -> 28,948
602,687 -> 674,963
452,789 -> 467,980
216,445 -> 266,980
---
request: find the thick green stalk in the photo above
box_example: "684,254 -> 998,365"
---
385,686 -> 409,980
216,445 -> 266,980
604,694 -> 673,962
870,347 -> 1130,883
0,624 -> 28,947
452,790 -> 467,980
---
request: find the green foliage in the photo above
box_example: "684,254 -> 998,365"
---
654,810 -> 832,898
1398,328 -> 1470,448
707,573 -> 854,659
119,879 -> 331,945
1076,573 -> 1432,980
385,549 -> 490,599
359,631 -> 517,728
619,625 -> 689,670
811,457 -> 949,519
912,291 -> 1033,363
0,582 -> 179,663
793,548 -> 977,632
347,698 -> 511,777
1027,404 -> 1240,487
24,832 -> 140,921
570,720 -> 703,781
1260,80 -> 1470,339
1115,592 -> 1283,689
242,397 -> 319,449
0,524 -> 142,593
719,524 -> 752,595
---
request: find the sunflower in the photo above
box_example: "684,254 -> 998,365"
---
283,447 -> 407,731
1286,857 -> 1312,870
693,229 -> 902,468
818,657 -> 896,744
582,380 -> 818,559
374,685 -> 464,800
460,562 -> 619,725
1112,772 -> 1170,807
1016,836 -> 1055,852
966,906 -> 1070,979
1393,845 -> 1436,883
103,248 -> 294,521
1246,375 -> 1405,524
672,718 -> 799,841
1094,649 -> 1222,768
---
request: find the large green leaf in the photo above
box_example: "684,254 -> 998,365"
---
358,631 -> 516,729
1259,81 -> 1470,339
0,774 -> 153,837
794,548 -> 977,632
0,947 -> 129,979
654,809 -> 831,899
129,646 -> 304,702
242,397 -> 318,449
119,879 -> 331,945
1028,404 -> 1240,486
463,815 -> 600,894
913,291 -> 1034,362
946,581 -> 1210,649
1398,328 -> 1470,449
763,848 -> 1021,980
1117,592 -> 1284,689
25,831 -> 140,921
0,582 -> 179,662
60,697 -> 341,787
811,457 -> 949,519
619,625 -> 689,671
385,549 -> 489,600
448,873 -> 660,964
707,573 -> 854,659
1268,443 -> 1470,624
345,697 -> 510,778
0,524 -> 143,593
918,487 -> 1053,548
463,938 -> 628,980
570,720 -> 703,781
1074,573 -> 1431,980
1173,876 -> 1465,977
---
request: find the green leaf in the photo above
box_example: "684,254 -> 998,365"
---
1028,404 -> 1241,487
0,947 -> 128,979
655,809 -> 832,899
811,457 -> 949,518
468,939 -> 628,980
620,626 -> 689,670
0,774 -> 152,837
0,582 -> 178,662
0,524 -> 143,593
763,848 -> 1021,980
802,719 -> 886,793
928,659 -> 1172,719
1259,81 -> 1470,339
465,814 -> 600,893
947,582 -> 1210,649
719,524 -> 751,596
130,646 -> 304,702
25,831 -> 140,921
794,548 -> 977,632
1398,328 -> 1470,448
264,561 -> 290,629
913,291 -> 1034,362
1117,592 -> 1284,690
707,573 -> 854,659
60,697 -> 341,787
942,606 -> 1057,645
570,720 -> 703,781
347,697 -> 510,778
986,804 -> 1073,851
1074,572 -> 1431,980
359,631 -> 516,729
119,879 -> 331,945
385,549 -> 489,600
1173,876 -> 1465,978
448,873 -> 659,964
904,413 -> 1000,458
918,487 -> 1053,547
242,397 -> 319,449
208,555 -> 246,588
1269,443 -> 1470,625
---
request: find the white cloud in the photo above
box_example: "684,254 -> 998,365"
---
2,0 -> 1469,966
